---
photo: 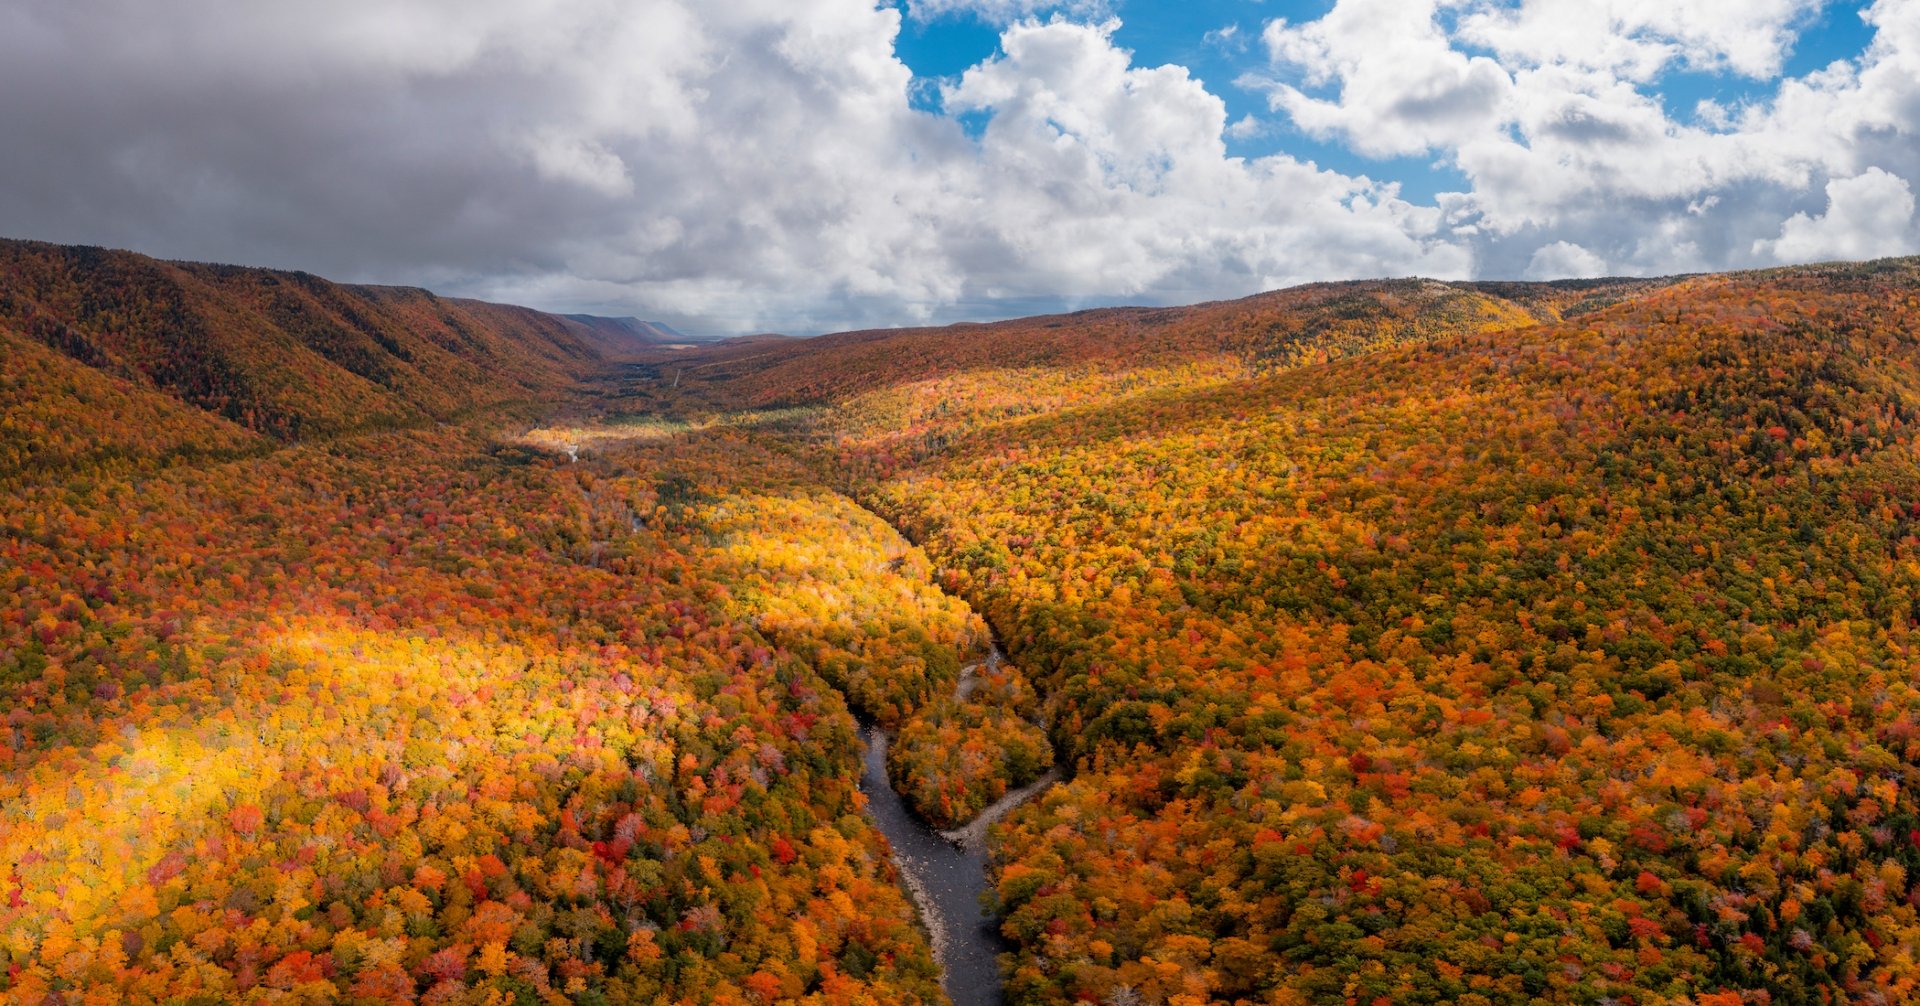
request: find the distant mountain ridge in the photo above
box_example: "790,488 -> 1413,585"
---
561,313 -> 693,354
660,274 -> 1666,409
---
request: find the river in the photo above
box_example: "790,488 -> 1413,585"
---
859,724 -> 1011,1006
855,640 -> 1066,1005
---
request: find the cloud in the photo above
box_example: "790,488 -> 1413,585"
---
0,1 -> 1472,335
1754,167 -> 1919,263
1455,0 -> 1825,80
1203,23 -> 1248,53
0,0 -> 1914,335
934,19 -> 1469,299
522,131 -> 635,198
1263,0 -> 1513,158
1225,115 -> 1272,141
1524,240 -> 1609,279
1255,0 -> 1920,283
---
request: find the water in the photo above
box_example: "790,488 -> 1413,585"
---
859,724 -> 1010,1006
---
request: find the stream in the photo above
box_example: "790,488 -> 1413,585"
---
564,433 -> 1037,1002
860,724 -> 1009,1006
857,645 -> 1056,1006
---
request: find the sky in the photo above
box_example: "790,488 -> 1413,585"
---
0,0 -> 1914,336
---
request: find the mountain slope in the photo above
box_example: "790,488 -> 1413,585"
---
0,239 -> 603,458
663,278 -> 1589,409
0,322 -> 263,477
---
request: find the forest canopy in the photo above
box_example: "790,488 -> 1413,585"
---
7,238 -> 1920,1005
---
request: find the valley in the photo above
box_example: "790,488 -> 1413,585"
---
7,238 -> 1920,1006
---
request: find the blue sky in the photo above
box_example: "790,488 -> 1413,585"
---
894,1 -> 1879,204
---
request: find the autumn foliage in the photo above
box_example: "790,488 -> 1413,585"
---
0,420 -> 963,1002
889,658 -> 1052,830
692,259 -> 1920,1005
0,238 -> 607,480
12,237 -> 1920,1006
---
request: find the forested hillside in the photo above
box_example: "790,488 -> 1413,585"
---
8,239 -> 1920,1006
672,279 -> 1548,413
759,259 -> 1920,1005
0,239 -> 607,478
0,417 -> 1000,1005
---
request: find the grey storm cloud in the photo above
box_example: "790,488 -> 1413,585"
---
1,0 -> 1917,335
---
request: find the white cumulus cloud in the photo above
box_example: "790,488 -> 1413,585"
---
1264,0 -> 1513,158
1755,167 -> 1919,263
1257,0 -> 1920,282
1456,0 -> 1825,80
937,20 -> 1469,302
1525,240 -> 1609,279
